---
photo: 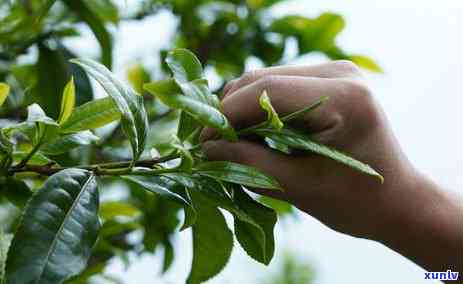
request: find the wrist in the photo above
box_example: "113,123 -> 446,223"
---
374,169 -> 463,271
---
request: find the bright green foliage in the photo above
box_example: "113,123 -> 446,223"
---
0,83 -> 9,107
281,96 -> 329,122
60,97 -> 120,133
187,191 -> 233,284
41,131 -> 99,155
99,201 -> 141,220
144,79 -> 237,141
0,50 -> 382,284
0,232 -> 13,283
232,186 -> 277,264
0,1 -> 382,283
351,55 -> 384,73
58,77 -> 76,125
25,104 -> 60,151
5,169 -> 99,284
0,178 -> 32,209
254,128 -> 383,181
260,90 -> 284,130
62,0 -> 113,68
196,161 -> 282,190
259,196 -> 294,216
26,103 -> 58,126
12,151 -> 52,166
71,58 -> 148,162
166,49 -> 204,84
0,130 -> 14,172
127,64 -> 151,95
32,44 -> 73,119
262,253 -> 316,284
123,175 -> 194,209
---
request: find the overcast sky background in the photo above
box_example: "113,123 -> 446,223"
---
77,0 -> 463,283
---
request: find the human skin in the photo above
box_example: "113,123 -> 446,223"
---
200,61 -> 463,281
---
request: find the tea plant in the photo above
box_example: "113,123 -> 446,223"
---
0,48 -> 381,284
0,1 -> 382,283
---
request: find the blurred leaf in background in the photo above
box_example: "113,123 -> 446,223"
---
262,252 -> 316,284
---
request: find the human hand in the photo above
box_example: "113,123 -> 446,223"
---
201,61 -> 463,276
201,61 -> 421,240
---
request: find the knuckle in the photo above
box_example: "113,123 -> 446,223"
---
339,79 -> 381,126
343,79 -> 372,100
223,79 -> 237,94
332,60 -> 362,77
239,70 -> 260,86
255,74 -> 281,90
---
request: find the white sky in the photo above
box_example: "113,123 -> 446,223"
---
97,0 -> 463,283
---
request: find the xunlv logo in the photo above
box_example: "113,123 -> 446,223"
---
425,270 -> 459,281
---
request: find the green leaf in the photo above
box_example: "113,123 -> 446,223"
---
180,177 -> 263,237
0,83 -> 10,107
259,90 -> 283,130
0,177 -> 32,208
270,13 -> 345,53
231,186 -> 277,265
144,80 -> 237,141
281,96 -> 328,122
146,110 -> 180,155
0,232 -> 13,283
161,173 -> 198,230
177,112 -> 200,142
181,203 -> 197,231
179,79 -> 220,109
166,48 -> 203,83
172,136 -> 194,171
63,0 -> 113,68
5,169 -> 100,284
83,0 -> 119,23
264,137 -> 291,154
41,131 -> 99,155
195,161 -> 282,190
26,104 -> 60,146
99,202 -> 141,220
150,174 -> 238,231
166,49 -> 219,108
0,131 -> 13,171
58,77 -> 76,125
162,240 -> 174,273
127,64 -> 150,94
255,128 -> 384,181
259,196 -> 293,216
123,175 -> 193,208
192,177 -> 245,217
26,104 -> 58,126
60,45 -> 94,106
0,0 -> 57,39
63,261 -> 107,284
13,151 -> 53,166
350,55 -> 383,73
246,0 -> 283,9
32,44 -> 71,119
29,45 -> 92,113
187,191 -> 233,284
60,97 -> 120,133
71,58 -> 148,162
0,130 -> 13,156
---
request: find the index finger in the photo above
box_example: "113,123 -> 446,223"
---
202,75 -> 352,141
224,60 -> 361,97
